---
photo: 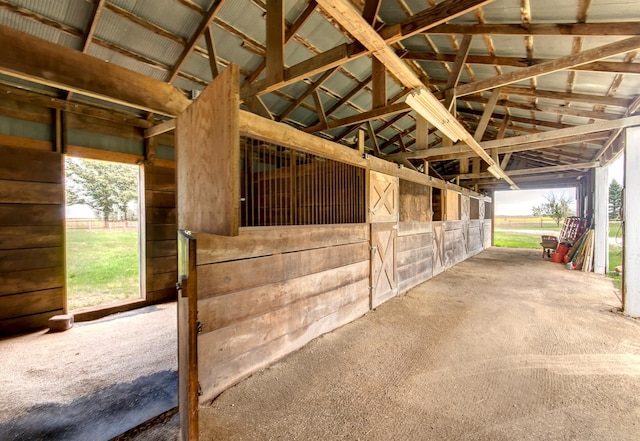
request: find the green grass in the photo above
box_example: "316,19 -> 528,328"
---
493,231 -> 542,249
609,245 -> 622,290
66,229 -> 140,310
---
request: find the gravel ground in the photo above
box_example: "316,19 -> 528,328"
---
6,248 -> 639,441
0,303 -> 177,441
196,247 -> 640,440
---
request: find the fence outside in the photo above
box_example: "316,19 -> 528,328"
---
66,219 -> 139,230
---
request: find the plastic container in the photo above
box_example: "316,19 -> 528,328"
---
556,244 -> 569,256
550,252 -> 564,263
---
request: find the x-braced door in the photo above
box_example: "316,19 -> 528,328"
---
369,171 -> 398,308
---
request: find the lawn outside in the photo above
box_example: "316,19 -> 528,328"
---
66,228 -> 141,310
494,216 -> 622,290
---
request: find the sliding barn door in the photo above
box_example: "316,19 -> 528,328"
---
369,171 -> 398,308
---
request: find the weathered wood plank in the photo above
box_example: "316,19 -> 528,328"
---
198,296 -> 369,403
0,225 -> 63,249
397,233 -> 432,252
398,221 -> 432,236
283,242 -> 369,280
145,207 -> 177,225
0,267 -> 64,296
146,240 -> 177,258
146,225 -> 177,241
196,224 -> 369,264
198,254 -> 285,299
0,247 -> 63,272
145,170 -> 176,192
0,288 -> 63,321
197,277 -> 368,365
145,190 -> 176,208
397,246 -> 433,268
146,270 -> 178,292
198,260 -> 369,332
0,24 -> 191,116
399,257 -> 432,293
0,145 -> 61,183
0,180 -> 63,205
147,255 -> 177,275
0,204 -> 63,226
0,309 -> 63,335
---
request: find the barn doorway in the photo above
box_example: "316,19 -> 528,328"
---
64,157 -> 143,311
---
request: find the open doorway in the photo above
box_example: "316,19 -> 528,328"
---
64,157 -> 143,311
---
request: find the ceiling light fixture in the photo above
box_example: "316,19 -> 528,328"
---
487,165 -> 502,180
405,88 -> 468,142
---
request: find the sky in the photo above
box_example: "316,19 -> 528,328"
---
494,155 -> 624,216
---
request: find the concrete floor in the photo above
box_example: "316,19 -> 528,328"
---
190,247 -> 640,440
0,303 -> 177,441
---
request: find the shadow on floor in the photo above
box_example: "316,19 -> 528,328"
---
0,369 -> 177,441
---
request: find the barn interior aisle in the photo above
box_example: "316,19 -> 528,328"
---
190,247 -> 639,441
0,303 -> 177,441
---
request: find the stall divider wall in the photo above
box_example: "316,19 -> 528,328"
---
176,67 -> 492,434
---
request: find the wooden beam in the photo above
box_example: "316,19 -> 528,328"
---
449,161 -> 599,179
244,95 -> 273,120
304,102 -> 410,132
394,131 -> 610,162
402,52 -> 640,76
266,0 -> 285,85
456,36 -> 640,96
144,119 -> 176,138
445,35 -> 473,90
378,0 -> 496,43
427,22 -> 640,37
246,0 -> 495,97
278,67 -> 337,121
204,26 -> 220,79
362,0 -> 382,24
367,121 -> 381,155
167,0 -> 227,82
473,88 -> 501,141
82,0 -> 106,52
245,1 -> 318,84
371,58 -> 387,108
0,25 -> 191,117
312,90 -> 327,127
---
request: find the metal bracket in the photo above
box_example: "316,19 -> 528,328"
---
196,321 -> 204,335
368,285 -> 377,290
369,245 -> 378,252
198,383 -> 203,396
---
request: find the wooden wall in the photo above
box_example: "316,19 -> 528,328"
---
145,164 -> 177,303
0,145 -> 65,334
193,225 -> 370,402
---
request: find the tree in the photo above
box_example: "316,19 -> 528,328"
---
532,192 -> 574,227
65,158 -> 138,227
608,179 -> 623,220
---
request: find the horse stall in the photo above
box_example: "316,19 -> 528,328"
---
175,67 -> 492,439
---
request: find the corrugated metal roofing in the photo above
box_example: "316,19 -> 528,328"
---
0,0 -> 639,188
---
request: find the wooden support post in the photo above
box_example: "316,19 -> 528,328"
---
593,166 -> 609,274
312,90 -> 327,126
415,114 -> 429,150
624,126 -> 640,316
358,127 -> 366,155
54,109 -> 64,153
145,136 -> 157,163
367,121 -> 380,155
204,26 -> 220,79
266,0 -> 285,85
372,57 -> 386,109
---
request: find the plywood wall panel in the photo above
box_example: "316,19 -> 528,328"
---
177,65 -> 240,236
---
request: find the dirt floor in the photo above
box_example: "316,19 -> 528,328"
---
137,247 -> 640,441
4,247 -> 640,440
0,303 -> 177,441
